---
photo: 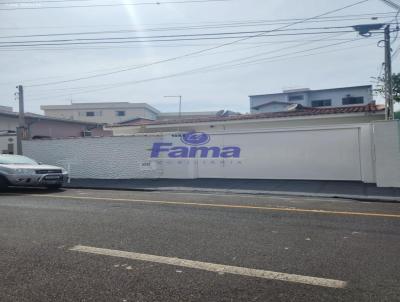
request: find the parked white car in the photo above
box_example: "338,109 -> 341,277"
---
0,155 -> 68,190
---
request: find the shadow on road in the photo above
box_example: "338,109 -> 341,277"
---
0,187 -> 65,196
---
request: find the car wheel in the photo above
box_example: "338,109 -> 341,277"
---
0,176 -> 9,191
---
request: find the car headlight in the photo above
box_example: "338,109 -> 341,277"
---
0,167 -> 15,174
15,168 -> 34,175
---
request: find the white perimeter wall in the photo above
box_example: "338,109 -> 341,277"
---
373,121 -> 400,187
0,135 -> 16,154
23,121 -> 400,187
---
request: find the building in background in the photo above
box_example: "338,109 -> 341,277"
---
107,103 -> 385,135
41,102 -> 229,124
250,85 -> 374,113
0,105 -> 13,113
0,110 -> 110,153
41,102 -> 161,124
0,131 -> 16,155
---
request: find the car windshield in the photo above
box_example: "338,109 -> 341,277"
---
0,155 -> 38,165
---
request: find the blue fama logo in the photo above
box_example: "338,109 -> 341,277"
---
150,132 -> 241,158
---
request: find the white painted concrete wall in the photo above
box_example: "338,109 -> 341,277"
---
22,122 -> 400,187
0,115 -> 18,132
373,121 -> 400,188
0,135 -> 16,154
0,115 -> 18,154
156,125 -> 374,182
44,107 -> 158,124
24,136 -> 163,179
23,122 -> 400,187
309,86 -> 373,107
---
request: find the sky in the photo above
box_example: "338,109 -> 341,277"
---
0,0 -> 399,114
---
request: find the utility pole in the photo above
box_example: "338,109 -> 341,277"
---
16,85 -> 25,155
379,0 -> 400,119
164,95 -> 182,118
178,95 -> 182,118
353,22 -> 395,120
384,25 -> 394,120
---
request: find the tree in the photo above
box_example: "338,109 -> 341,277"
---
375,73 -> 400,103
375,73 -> 400,119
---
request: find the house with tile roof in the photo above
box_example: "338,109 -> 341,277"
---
249,85 -> 374,113
0,109 -> 111,154
107,102 -> 385,135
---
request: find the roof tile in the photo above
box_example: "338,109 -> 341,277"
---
112,103 -> 384,127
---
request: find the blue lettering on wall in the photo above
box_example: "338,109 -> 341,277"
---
150,132 -> 241,158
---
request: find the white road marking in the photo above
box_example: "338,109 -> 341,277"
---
70,245 -> 347,289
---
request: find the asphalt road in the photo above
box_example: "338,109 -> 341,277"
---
1,188 -> 400,302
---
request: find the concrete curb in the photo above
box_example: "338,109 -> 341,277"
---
65,184 -> 400,203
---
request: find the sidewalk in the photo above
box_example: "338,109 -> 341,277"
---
65,179 -> 400,202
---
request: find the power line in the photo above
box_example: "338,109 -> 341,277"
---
46,36 -> 363,92
26,38 -> 377,101
0,32 -> 352,85
0,33 -> 354,87
0,24 -> 385,40
0,12 -> 395,32
0,0 -> 231,10
33,34 -> 349,92
0,26 -> 363,45
0,37 -> 361,52
25,0 -> 370,87
0,0 -> 132,3
0,31 -> 361,48
0,14 -> 395,37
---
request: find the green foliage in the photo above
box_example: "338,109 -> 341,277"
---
374,73 -> 400,103
392,74 -> 400,103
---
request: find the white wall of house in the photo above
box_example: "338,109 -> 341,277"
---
308,86 -> 373,107
0,113 -> 110,139
23,121 -> 400,187
42,103 -> 159,124
0,135 -> 16,154
250,86 -> 373,113
0,115 -> 18,131
43,107 -> 158,124
0,106 -> 13,112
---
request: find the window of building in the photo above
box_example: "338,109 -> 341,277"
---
86,111 -> 95,117
342,96 -> 364,105
116,110 -> 126,117
288,95 -> 304,101
311,99 -> 332,107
